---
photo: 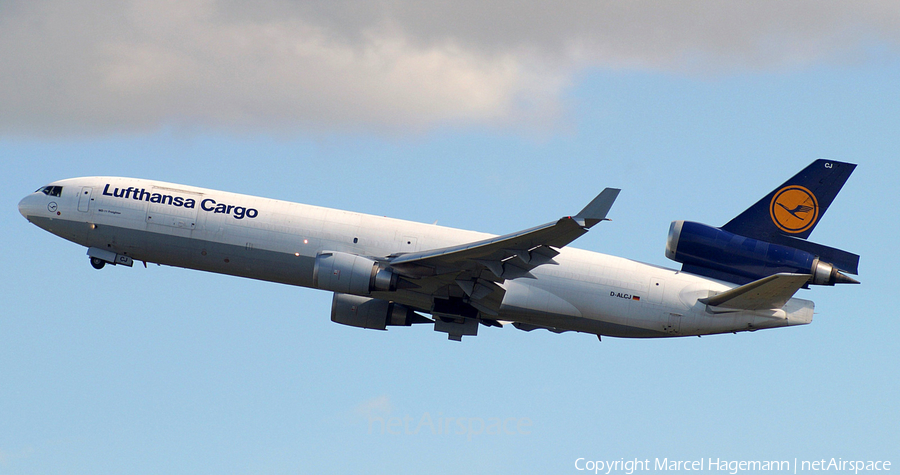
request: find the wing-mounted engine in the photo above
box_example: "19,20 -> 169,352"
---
666,220 -> 859,285
313,251 -> 402,295
331,293 -> 432,330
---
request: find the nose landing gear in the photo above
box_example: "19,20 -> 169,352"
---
86,247 -> 133,269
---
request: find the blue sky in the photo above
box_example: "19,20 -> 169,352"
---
2,2 -> 899,474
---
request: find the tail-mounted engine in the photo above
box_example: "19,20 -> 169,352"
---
313,251 -> 399,295
666,220 -> 858,285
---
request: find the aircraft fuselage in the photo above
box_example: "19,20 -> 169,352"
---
18,177 -> 814,339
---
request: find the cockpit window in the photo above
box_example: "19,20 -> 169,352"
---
37,186 -> 63,197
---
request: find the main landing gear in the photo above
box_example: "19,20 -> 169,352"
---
90,257 -> 106,269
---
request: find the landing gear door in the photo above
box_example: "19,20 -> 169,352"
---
78,187 -> 93,212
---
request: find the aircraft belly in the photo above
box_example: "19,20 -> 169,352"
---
31,216 -> 317,288
504,259 -> 807,338
499,278 -> 671,337
26,216 -> 89,246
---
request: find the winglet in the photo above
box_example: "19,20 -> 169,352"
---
700,273 -> 810,311
574,188 -> 621,228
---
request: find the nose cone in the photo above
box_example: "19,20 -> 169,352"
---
18,193 -> 39,220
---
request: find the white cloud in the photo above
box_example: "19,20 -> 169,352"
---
1,0 -> 898,136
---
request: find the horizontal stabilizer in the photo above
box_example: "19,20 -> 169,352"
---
700,273 -> 811,311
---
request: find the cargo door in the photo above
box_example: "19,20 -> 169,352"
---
145,187 -> 201,230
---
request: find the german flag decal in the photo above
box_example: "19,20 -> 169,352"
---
611,292 -> 641,302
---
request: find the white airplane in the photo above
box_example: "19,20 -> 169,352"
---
18,160 -> 859,341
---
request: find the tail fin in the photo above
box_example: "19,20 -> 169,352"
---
722,159 -> 856,241
721,159 -> 859,274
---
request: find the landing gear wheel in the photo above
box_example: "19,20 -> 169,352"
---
90,257 -> 106,269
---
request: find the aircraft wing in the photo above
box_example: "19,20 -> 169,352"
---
386,188 -> 620,316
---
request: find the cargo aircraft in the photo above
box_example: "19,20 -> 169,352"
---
18,160 -> 858,341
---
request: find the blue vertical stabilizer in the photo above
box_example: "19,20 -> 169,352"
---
722,159 -> 856,241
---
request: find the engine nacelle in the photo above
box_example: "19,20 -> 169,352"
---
666,221 -> 856,285
330,293 -> 431,330
313,251 -> 398,295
